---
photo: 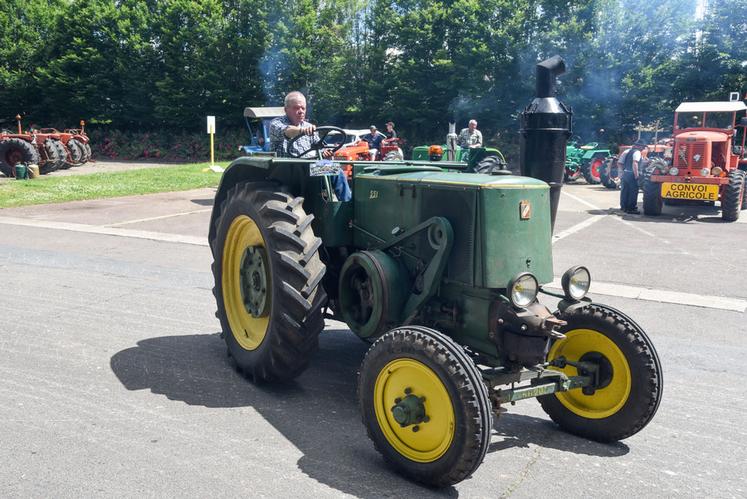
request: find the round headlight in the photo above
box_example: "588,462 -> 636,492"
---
700,168 -> 710,176
508,273 -> 538,308
561,266 -> 591,301
668,167 -> 679,176
711,166 -> 723,176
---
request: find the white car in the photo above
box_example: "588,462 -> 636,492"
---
325,129 -> 384,148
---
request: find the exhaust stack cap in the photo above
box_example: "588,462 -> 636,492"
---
536,55 -> 566,98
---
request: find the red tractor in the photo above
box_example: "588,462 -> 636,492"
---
38,124 -> 93,168
642,100 -> 747,221
0,117 -> 92,177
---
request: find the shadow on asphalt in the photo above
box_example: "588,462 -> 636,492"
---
585,205 -> 731,224
110,328 -> 457,497
190,197 -> 214,207
489,413 -> 629,457
110,328 -> 628,495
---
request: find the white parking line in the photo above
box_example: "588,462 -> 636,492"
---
0,216 -> 209,247
553,191 -> 608,244
552,214 -> 607,244
105,208 -> 212,227
545,278 -> 746,312
561,190 -> 601,210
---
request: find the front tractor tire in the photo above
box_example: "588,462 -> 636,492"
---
358,326 -> 491,487
642,178 -> 662,216
211,182 -> 327,382
539,304 -> 662,442
721,169 -> 745,222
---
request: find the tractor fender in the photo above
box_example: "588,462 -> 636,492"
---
208,157 -> 310,248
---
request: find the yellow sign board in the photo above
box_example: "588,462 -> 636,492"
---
661,182 -> 719,201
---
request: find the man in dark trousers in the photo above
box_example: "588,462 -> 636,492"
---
619,140 -> 646,214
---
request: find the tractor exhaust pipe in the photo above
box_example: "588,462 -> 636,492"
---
520,55 -> 572,233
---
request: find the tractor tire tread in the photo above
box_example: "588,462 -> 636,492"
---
721,170 -> 744,222
40,139 -> 61,174
643,178 -> 662,216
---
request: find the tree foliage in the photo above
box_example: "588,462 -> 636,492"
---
1,0 -> 745,156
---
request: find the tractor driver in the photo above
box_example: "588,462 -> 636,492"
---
458,119 -> 483,149
269,91 -> 334,159
269,91 -> 351,201
362,125 -> 384,160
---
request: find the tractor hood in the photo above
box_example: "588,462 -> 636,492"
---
353,171 -> 553,288
675,130 -> 729,143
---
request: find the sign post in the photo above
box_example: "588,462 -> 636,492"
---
207,116 -> 216,166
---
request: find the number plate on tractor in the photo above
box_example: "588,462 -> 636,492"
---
661,182 -> 719,201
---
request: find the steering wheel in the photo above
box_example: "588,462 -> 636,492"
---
286,126 -> 346,158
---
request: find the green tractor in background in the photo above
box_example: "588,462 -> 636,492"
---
564,137 -> 610,184
207,57 -> 662,487
412,122 -> 510,174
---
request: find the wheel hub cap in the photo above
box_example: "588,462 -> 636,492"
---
240,246 -> 269,317
391,392 -> 427,427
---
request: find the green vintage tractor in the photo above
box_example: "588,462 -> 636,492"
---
208,57 -> 662,487
564,138 -> 610,184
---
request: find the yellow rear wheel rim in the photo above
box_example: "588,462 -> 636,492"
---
222,215 -> 270,350
374,359 -> 455,463
549,329 -> 631,419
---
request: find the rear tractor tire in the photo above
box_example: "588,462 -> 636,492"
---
642,178 -> 662,216
211,182 -> 327,382
539,304 -> 663,442
721,169 -> 745,222
474,154 -> 510,175
582,157 -> 604,184
0,138 -> 40,177
358,326 -> 491,487
40,138 -> 63,174
67,138 -> 86,166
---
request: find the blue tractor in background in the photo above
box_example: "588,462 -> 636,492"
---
239,107 -> 285,156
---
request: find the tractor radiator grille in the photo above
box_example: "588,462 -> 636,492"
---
419,187 -> 476,286
675,142 -> 706,170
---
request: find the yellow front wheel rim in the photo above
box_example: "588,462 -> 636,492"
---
549,329 -> 631,419
374,359 -> 455,463
222,215 -> 270,351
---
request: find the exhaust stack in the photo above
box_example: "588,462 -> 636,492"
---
520,55 -> 572,233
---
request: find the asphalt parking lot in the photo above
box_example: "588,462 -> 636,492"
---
1,180 -> 746,498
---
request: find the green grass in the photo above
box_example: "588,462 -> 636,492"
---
0,162 -> 229,208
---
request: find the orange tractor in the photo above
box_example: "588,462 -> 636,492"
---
642,99 -> 747,221
334,132 -> 404,178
